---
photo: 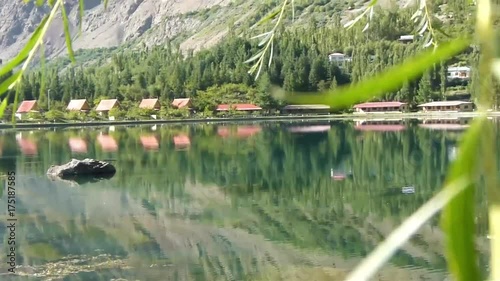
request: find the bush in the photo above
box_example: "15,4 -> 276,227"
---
27,111 -> 44,121
109,108 -> 126,120
126,107 -> 155,120
44,110 -> 65,121
65,111 -> 86,121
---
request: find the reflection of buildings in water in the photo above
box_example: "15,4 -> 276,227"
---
16,132 -> 37,155
140,135 -> 159,151
331,164 -> 353,181
68,137 -> 88,154
97,134 -> 118,152
236,126 -> 262,138
288,125 -> 331,133
331,169 -> 347,181
419,117 -> 471,131
402,186 -> 415,194
217,126 -> 262,138
354,119 -> 405,132
448,146 -> 457,161
217,127 -> 230,138
173,135 -> 190,150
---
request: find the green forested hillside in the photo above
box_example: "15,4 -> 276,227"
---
3,1 -> 483,115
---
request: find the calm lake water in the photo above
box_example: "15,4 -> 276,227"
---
0,119 -> 492,281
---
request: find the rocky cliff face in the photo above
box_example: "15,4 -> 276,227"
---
0,0 -> 415,63
0,0 -> 233,61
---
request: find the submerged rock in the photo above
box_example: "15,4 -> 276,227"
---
47,158 -> 116,178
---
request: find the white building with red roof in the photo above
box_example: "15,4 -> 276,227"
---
353,101 -> 408,113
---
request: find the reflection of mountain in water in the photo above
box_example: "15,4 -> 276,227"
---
0,121 -> 493,280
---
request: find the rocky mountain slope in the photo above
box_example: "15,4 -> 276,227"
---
0,0 -> 240,61
0,0 -> 413,62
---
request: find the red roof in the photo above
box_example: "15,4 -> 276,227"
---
353,102 -> 406,109
216,104 -> 262,111
68,137 -> 87,153
355,124 -> 406,132
97,135 -> 118,152
171,98 -> 192,109
17,100 -> 38,113
140,135 -> 159,150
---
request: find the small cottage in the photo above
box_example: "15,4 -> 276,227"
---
446,66 -> 471,81
328,52 -> 352,63
139,98 -> 161,111
216,104 -> 262,114
16,100 -> 39,120
281,104 -> 330,115
171,98 -> 192,109
417,101 -> 474,112
398,35 -> 415,43
67,99 -> 90,112
95,99 -> 120,119
353,102 -> 408,113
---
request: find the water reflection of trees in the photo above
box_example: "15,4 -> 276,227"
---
0,121 -> 493,280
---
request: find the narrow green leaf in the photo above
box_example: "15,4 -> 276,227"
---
39,44 -> 47,105
11,82 -> 20,125
61,3 -> 75,63
286,37 -> 471,109
441,117 -> 486,281
103,0 -> 109,9
0,72 -> 21,97
36,0 -> 44,6
0,15 -> 49,78
244,50 -> 264,64
251,31 -> 272,40
78,0 -> 84,34
253,9 -> 280,28
491,59 -> 500,81
48,0 -> 55,6
0,96 -> 9,118
345,176 -> 470,281
434,26 -> 452,38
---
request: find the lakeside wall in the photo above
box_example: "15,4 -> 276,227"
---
1,111 -> 496,131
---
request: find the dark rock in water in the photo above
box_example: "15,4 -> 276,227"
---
47,158 -> 116,178
47,173 -> 115,186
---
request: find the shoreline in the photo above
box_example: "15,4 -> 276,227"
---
1,111 -> 496,130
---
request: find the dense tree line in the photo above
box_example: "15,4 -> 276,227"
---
5,4 -> 484,113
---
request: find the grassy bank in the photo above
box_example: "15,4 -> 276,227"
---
1,111 -> 494,130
